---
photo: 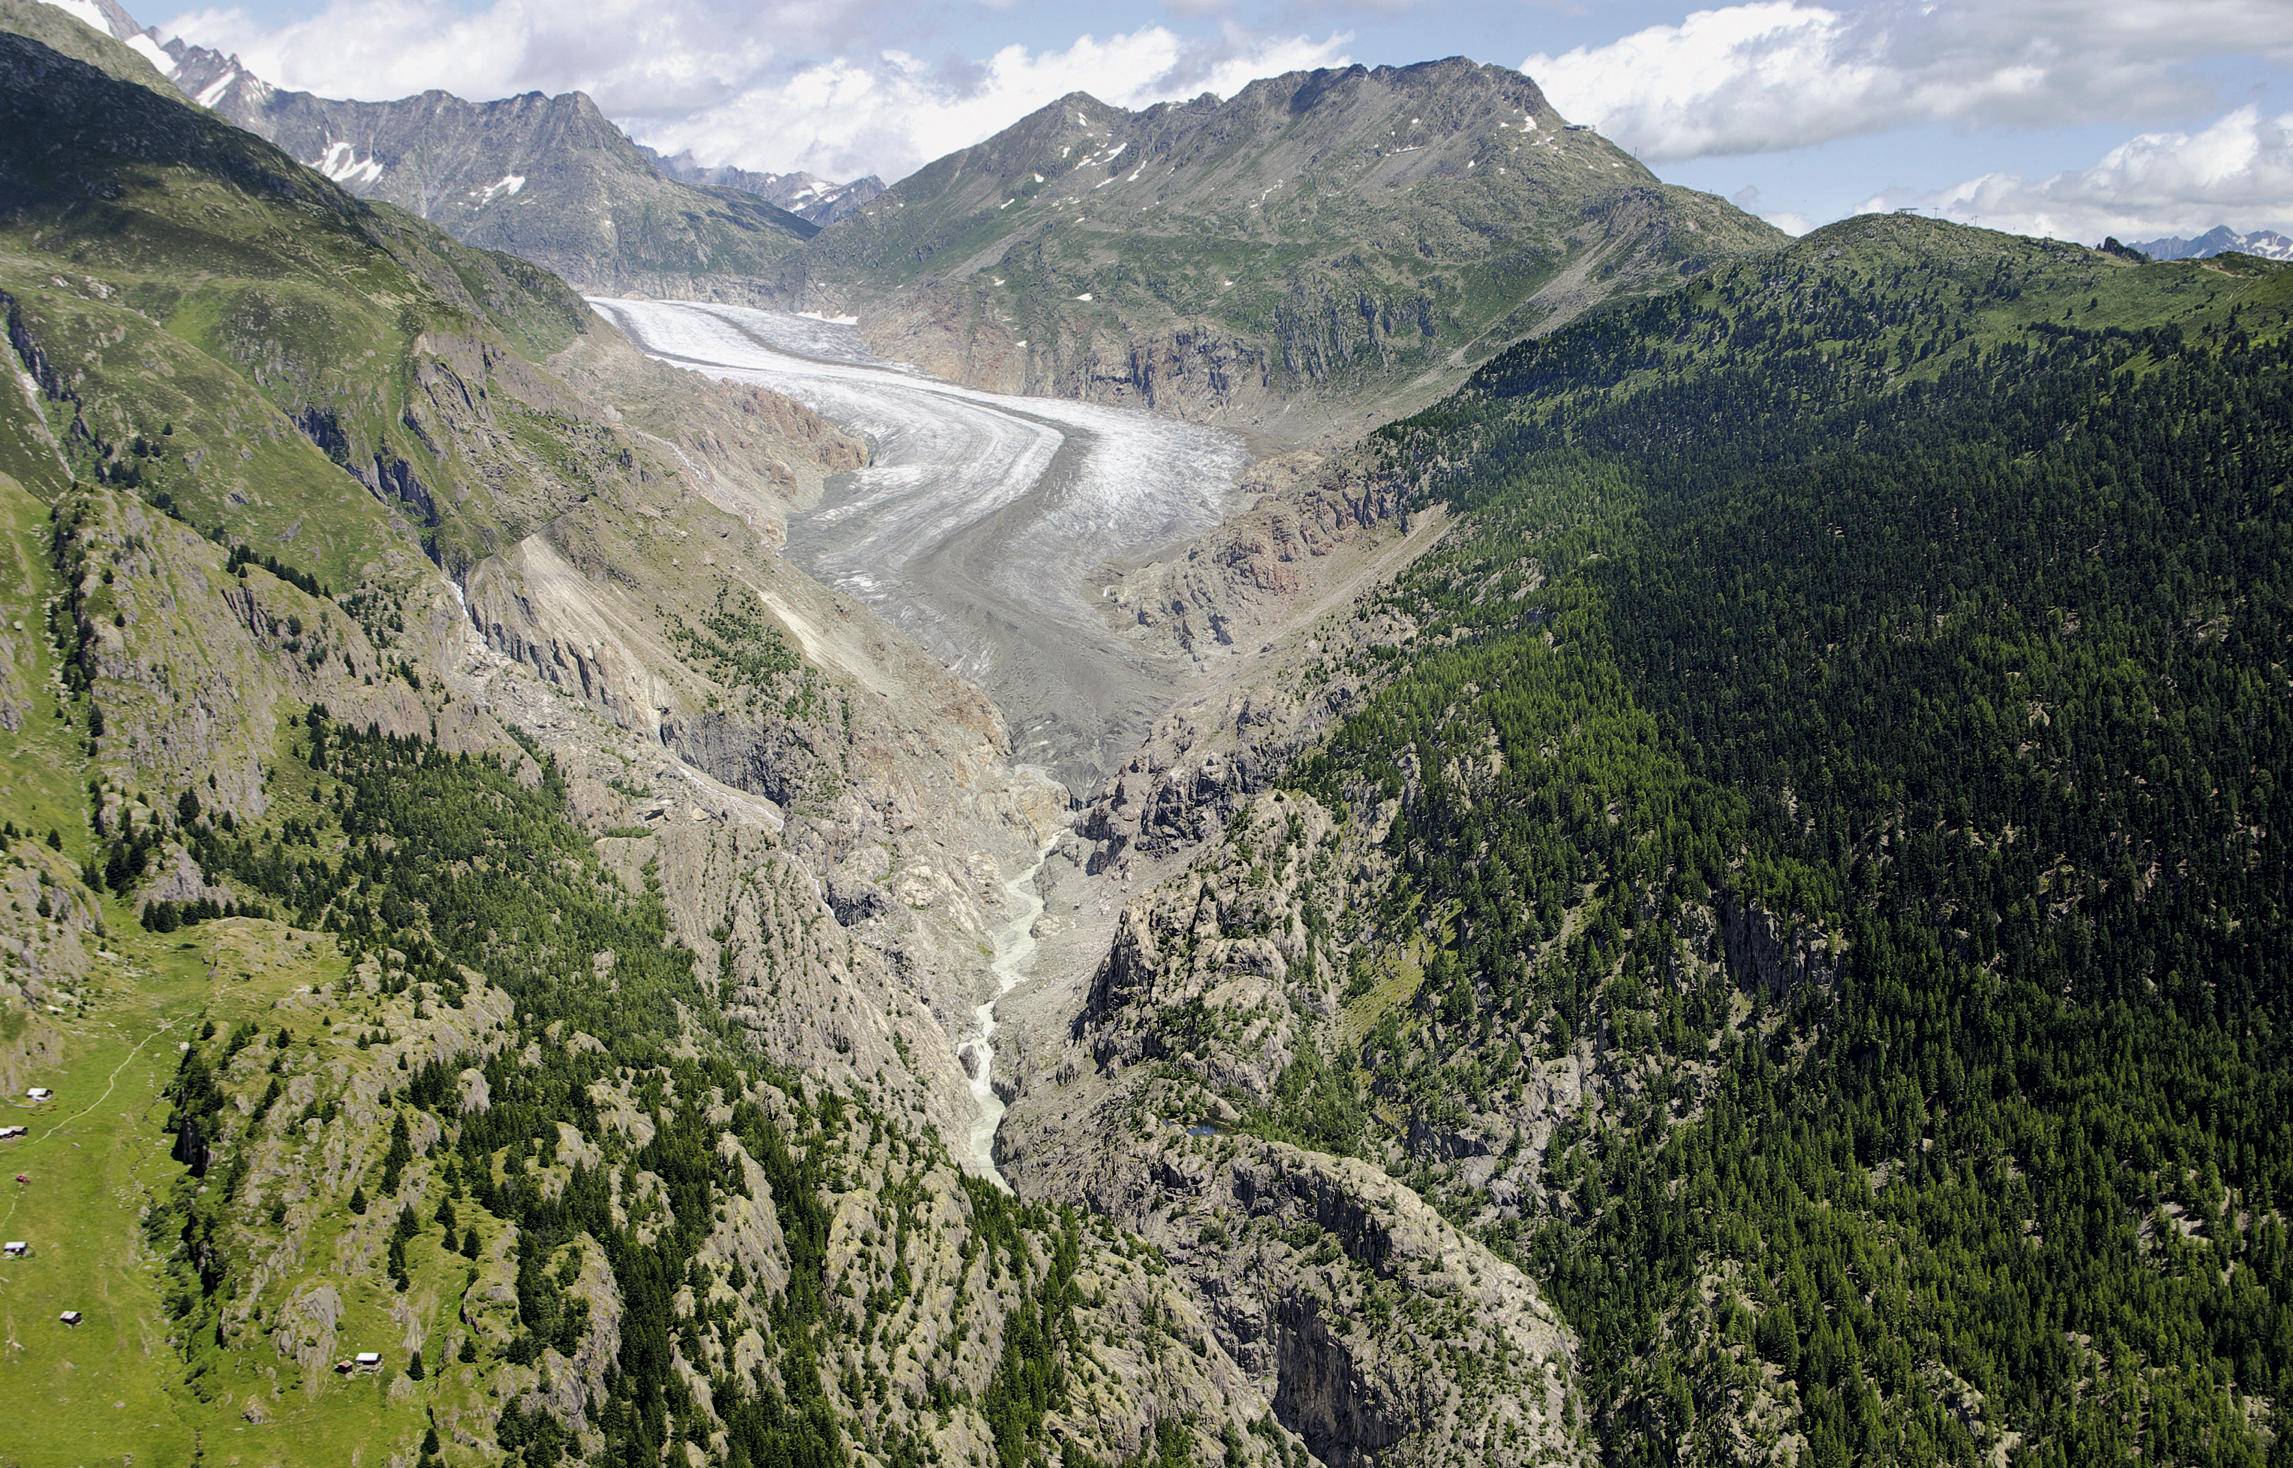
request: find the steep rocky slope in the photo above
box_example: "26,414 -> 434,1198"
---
1000,790 -> 1592,1468
184,76 -> 817,302
1003,220 -> 2293,1465
30,2 -> 2283,1465
773,59 -> 1782,440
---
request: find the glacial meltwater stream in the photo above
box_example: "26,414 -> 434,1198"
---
961,844 -> 1053,1183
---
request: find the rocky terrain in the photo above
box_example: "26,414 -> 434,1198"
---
0,25 -> 1611,1446
0,20 -> 1367,1464
31,0 -> 1782,446
13,3 -> 2277,1466
593,297 -> 1253,794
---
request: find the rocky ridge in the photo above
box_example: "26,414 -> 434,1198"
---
21,0 -> 821,303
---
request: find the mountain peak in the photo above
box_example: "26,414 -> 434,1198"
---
2124,224 -> 2293,262
780,53 -> 1778,435
640,144 -> 884,224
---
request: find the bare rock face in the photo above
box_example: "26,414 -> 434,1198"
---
0,841 -> 96,1093
998,790 -> 1592,1468
1721,899 -> 1841,1001
269,1283 -> 344,1379
1079,457 -> 1434,879
1010,1103 -> 1590,1468
610,821 -> 986,1152
1081,791 -> 1336,1098
143,845 -> 236,907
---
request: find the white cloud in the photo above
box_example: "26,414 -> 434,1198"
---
157,0 -> 1349,184
1730,183 -> 1812,237
626,26 -> 1350,183
1862,106 -> 2293,242
162,0 -> 796,115
1524,0 -> 2293,162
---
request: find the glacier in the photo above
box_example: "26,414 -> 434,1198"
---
589,298 -> 1250,789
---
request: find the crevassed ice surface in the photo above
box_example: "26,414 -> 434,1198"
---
591,299 -> 1249,788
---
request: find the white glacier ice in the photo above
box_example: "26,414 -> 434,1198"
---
588,297 -> 1248,789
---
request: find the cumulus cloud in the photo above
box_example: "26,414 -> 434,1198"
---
1730,184 -> 1812,237
627,26 -> 1351,183
157,0 -> 1349,183
1862,106 -> 2293,242
163,0 -> 807,115
1523,0 -> 2293,162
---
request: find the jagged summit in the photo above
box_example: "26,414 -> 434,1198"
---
640,145 -> 884,225
2125,223 -> 2293,262
22,0 -> 814,301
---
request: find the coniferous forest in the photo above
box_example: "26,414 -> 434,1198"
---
1280,219 -> 2293,1465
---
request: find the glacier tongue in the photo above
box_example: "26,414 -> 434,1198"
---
591,298 -> 1250,790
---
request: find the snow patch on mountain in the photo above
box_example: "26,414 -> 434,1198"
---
636,146 -> 885,224
123,30 -> 172,73
310,140 -> 384,186
32,0 -> 119,38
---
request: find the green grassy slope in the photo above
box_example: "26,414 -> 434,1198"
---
0,20 -> 621,582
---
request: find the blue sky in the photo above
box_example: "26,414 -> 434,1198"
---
150,0 -> 2293,243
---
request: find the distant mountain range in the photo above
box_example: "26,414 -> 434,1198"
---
24,0 -> 861,300
2123,225 -> 2293,262
638,146 -> 884,225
